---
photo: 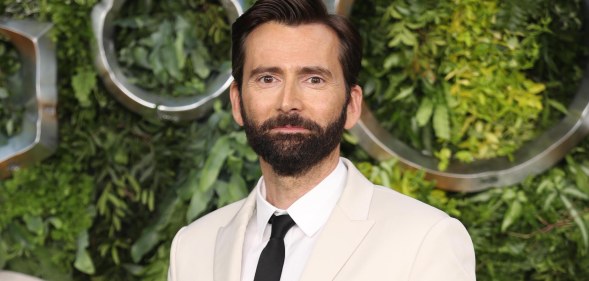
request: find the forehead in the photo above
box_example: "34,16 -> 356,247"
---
243,22 -> 341,72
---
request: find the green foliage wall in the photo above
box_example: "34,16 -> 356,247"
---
0,0 -> 588,280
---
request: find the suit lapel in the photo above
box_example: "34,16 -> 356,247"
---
299,206 -> 374,280
213,191 -> 257,281
300,158 -> 375,280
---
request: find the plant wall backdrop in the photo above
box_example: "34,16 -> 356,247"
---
0,0 -> 588,280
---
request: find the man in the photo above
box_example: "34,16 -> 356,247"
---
168,0 -> 476,280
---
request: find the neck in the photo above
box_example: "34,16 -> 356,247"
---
260,150 -> 341,210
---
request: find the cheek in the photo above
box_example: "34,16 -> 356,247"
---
313,104 -> 344,125
241,99 -> 269,125
242,86 -> 276,106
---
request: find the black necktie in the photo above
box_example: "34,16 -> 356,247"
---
253,214 -> 296,281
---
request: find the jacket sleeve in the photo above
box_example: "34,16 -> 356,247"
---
408,217 -> 476,281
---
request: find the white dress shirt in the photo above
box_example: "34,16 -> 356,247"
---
241,159 -> 347,281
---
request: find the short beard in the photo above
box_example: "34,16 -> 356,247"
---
241,104 -> 347,177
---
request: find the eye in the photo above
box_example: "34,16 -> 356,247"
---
258,75 -> 276,83
307,76 -> 324,84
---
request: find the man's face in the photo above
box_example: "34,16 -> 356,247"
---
230,22 -> 362,176
240,95 -> 347,176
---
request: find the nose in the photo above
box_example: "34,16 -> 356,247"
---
278,79 -> 303,113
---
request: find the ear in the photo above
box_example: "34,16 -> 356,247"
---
230,81 -> 244,126
344,85 -> 362,130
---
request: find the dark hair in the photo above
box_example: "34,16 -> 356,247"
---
231,0 -> 362,95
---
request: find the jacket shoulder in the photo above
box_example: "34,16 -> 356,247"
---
370,185 -> 448,222
339,185 -> 475,280
178,198 -> 245,239
168,199 -> 246,281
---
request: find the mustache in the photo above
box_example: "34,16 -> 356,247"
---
259,114 -> 323,133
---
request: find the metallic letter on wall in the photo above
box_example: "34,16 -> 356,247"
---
91,0 -> 243,122
0,19 -> 58,178
338,0 -> 589,192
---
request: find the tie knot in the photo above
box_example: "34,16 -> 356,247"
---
269,214 -> 295,239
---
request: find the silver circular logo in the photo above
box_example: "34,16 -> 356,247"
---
91,0 -> 243,122
337,0 -> 589,192
0,19 -> 58,179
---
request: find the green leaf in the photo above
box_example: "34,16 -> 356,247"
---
454,151 -> 474,162
131,195 -> 181,261
148,49 -> 165,76
0,240 -> 6,268
218,174 -> 248,207
416,98 -> 434,127
383,53 -> 401,69
433,104 -> 450,140
71,70 -> 96,108
178,172 -> 198,200
543,192 -> 557,210
393,86 -> 414,101
400,29 -> 417,46
562,187 -> 589,200
23,215 -> 44,236
114,148 -> 129,165
74,250 -> 95,275
191,52 -> 211,79
547,99 -> 568,115
0,87 -> 8,98
74,231 -> 95,274
501,200 -> 522,232
198,136 -> 233,193
560,194 -> 589,249
131,230 -> 160,263
435,147 -> 451,171
187,188 -> 214,222
5,118 -> 14,135
48,217 -> 64,229
132,46 -> 150,68
174,30 -> 186,70
161,42 -> 182,80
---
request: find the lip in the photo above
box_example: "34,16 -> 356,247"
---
270,125 -> 310,133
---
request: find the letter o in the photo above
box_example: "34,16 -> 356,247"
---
91,0 -> 243,122
0,19 -> 58,179
333,0 -> 589,192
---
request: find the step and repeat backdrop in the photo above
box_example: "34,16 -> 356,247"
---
1,0 -> 588,280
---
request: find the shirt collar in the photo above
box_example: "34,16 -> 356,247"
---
254,159 -> 347,238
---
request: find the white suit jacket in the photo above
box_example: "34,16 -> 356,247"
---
168,158 -> 476,281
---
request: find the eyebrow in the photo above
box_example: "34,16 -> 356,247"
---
298,66 -> 333,79
249,66 -> 283,78
248,66 -> 334,79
